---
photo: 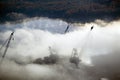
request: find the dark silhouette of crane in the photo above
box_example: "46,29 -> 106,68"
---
69,26 -> 94,68
64,24 -> 70,33
2,32 -> 14,58
33,46 -> 59,64
43,46 -> 59,64
70,48 -> 80,67
91,26 -> 94,31
0,32 -> 14,64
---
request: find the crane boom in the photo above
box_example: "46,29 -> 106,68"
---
64,24 -> 70,33
2,32 -> 14,58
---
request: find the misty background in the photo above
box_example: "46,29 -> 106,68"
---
0,18 -> 120,80
0,0 -> 120,80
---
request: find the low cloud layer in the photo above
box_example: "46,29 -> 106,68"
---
0,18 -> 120,80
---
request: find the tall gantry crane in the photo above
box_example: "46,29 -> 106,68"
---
69,26 -> 94,67
70,48 -> 80,67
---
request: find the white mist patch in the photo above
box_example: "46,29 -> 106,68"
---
0,58 -> 58,80
0,18 -> 120,80
0,19 -> 120,64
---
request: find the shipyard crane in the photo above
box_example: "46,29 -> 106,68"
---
0,32 -> 14,64
33,46 -> 59,64
64,24 -> 70,33
70,48 -> 80,67
43,46 -> 59,64
69,26 -> 94,67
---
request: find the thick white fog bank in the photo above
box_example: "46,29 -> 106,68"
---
0,18 -> 120,80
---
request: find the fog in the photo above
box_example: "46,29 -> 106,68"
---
0,18 -> 120,80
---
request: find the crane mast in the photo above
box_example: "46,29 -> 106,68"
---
2,32 -> 14,58
64,24 -> 70,33
69,26 -> 94,67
